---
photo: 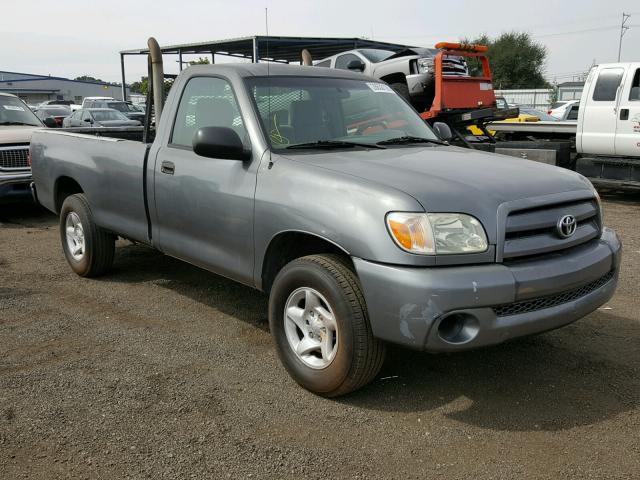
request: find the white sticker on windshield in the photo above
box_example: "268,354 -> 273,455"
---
367,82 -> 394,93
3,105 -> 25,111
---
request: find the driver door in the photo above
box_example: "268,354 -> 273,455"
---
152,76 -> 257,285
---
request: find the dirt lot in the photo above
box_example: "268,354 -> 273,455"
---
1,195 -> 639,479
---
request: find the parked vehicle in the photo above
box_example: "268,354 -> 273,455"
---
490,63 -> 640,189
0,93 -> 44,201
35,105 -> 71,127
31,63 -> 621,396
37,99 -> 76,108
63,108 -> 142,128
80,96 -> 115,108
548,100 -> 579,119
315,47 -> 468,109
81,99 -> 145,124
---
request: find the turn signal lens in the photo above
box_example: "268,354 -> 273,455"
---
386,212 -> 435,255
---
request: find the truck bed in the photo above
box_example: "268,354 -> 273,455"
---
31,129 -> 152,243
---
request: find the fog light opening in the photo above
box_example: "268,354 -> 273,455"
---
437,313 -> 480,344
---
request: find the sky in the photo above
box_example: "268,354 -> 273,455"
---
1,0 -> 639,85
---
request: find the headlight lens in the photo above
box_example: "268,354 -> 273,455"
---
416,57 -> 434,74
386,212 -> 488,255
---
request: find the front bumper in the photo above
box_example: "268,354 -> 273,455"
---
0,171 -> 33,202
354,228 -> 621,352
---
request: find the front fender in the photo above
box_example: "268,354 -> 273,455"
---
252,154 -> 429,286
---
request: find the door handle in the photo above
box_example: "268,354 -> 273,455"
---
620,108 -> 629,120
161,161 -> 175,175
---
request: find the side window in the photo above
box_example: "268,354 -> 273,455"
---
335,54 -> 361,70
171,76 -> 245,148
81,111 -> 91,121
592,68 -> 624,101
315,59 -> 331,68
629,69 -> 640,101
566,105 -> 579,120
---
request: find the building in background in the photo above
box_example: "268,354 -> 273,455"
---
0,71 -> 130,105
494,88 -> 552,109
556,81 -> 585,102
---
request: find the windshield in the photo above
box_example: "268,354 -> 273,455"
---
357,49 -> 395,63
39,107 -> 70,117
106,102 -> 135,113
0,96 -> 42,126
92,110 -> 128,121
246,76 -> 439,150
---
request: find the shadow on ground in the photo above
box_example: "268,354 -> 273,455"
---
105,242 -> 639,434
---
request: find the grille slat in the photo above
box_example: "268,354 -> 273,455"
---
503,199 -> 599,260
0,147 -> 29,170
493,270 -> 614,317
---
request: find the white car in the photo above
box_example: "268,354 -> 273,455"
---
548,100 -> 580,119
80,96 -> 115,109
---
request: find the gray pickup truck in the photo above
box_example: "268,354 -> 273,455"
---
31,63 -> 621,396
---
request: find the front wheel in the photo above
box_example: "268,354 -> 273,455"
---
59,194 -> 115,277
269,254 -> 385,397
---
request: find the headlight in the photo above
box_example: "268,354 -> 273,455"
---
416,57 -> 434,74
386,212 -> 488,255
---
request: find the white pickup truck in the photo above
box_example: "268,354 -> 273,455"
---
490,62 -> 640,189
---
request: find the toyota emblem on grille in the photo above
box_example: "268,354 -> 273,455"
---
557,214 -> 577,238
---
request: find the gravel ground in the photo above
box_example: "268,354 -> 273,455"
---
1,195 -> 639,479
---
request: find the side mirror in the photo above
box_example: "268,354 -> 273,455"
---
83,118 -> 92,123
193,126 -> 250,160
347,59 -> 365,72
43,117 -> 58,128
432,122 -> 453,141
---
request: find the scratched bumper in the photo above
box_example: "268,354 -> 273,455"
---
353,228 -> 621,352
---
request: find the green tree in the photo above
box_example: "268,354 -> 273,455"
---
463,32 -> 550,89
189,57 -> 211,65
129,76 -> 173,99
74,75 -> 105,83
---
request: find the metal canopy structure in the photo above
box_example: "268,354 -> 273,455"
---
118,35 -> 414,100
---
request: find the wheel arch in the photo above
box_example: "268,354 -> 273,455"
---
54,176 -> 84,213
379,72 -> 407,86
260,230 -> 352,294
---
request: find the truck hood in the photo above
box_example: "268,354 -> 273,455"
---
0,125 -> 43,144
282,145 -> 593,236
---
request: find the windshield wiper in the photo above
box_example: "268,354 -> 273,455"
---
285,140 -> 386,150
376,135 -> 447,146
0,121 -> 39,126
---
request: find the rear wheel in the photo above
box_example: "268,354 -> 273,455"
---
268,254 -> 385,397
59,194 -> 115,277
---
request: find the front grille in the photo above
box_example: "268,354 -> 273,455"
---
493,270 -> 615,317
0,146 -> 29,170
502,199 -> 600,260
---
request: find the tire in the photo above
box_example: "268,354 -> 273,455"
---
59,193 -> 115,277
390,82 -> 410,102
268,254 -> 385,397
